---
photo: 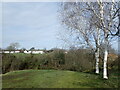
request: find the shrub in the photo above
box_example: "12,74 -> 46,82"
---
64,49 -> 95,72
2,50 -> 118,74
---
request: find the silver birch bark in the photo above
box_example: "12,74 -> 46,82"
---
99,0 -> 108,79
95,28 -> 100,74
59,2 -> 119,79
103,34 -> 108,79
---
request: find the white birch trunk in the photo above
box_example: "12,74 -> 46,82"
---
103,48 -> 108,79
103,0 -> 115,79
103,35 -> 108,79
95,47 -> 100,74
98,0 -> 108,79
95,28 -> 100,74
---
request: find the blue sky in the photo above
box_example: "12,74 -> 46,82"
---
1,2 -> 118,50
2,2 -> 62,50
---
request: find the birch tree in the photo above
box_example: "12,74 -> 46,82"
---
59,1 -> 119,79
87,0 -> 119,79
59,2 -> 102,75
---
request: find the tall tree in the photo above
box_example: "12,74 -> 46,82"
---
59,2 -> 103,75
59,1 -> 119,79
86,0 -> 119,79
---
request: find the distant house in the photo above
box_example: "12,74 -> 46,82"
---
2,50 -> 20,54
3,51 -> 8,53
14,51 -> 20,53
24,50 -> 32,54
2,50 -> 45,54
23,50 -> 44,54
10,51 -> 14,53
3,50 -> 10,53
31,51 -> 44,54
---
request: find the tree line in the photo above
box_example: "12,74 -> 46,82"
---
2,48 -> 118,75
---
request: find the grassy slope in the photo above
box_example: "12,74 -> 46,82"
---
2,70 -> 118,88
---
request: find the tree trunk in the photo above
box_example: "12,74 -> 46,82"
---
103,36 -> 108,79
98,0 -> 108,79
95,28 -> 100,74
95,47 -> 100,74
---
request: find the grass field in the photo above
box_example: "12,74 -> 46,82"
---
2,70 -> 118,88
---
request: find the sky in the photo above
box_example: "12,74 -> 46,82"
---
0,3 -> 2,48
2,2 -> 63,50
1,2 -> 118,50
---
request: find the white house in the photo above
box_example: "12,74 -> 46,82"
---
23,50 -> 44,54
4,51 -> 10,53
24,50 -> 32,54
2,50 -> 44,54
3,50 -> 20,53
10,51 -> 14,53
14,51 -> 20,53
32,51 -> 44,54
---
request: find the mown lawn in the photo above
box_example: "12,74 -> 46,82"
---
2,70 -> 118,88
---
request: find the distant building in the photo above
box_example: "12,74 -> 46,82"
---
3,50 -> 20,53
2,50 -> 44,54
14,51 -> 20,53
24,50 -> 32,54
3,51 -> 10,53
31,51 -> 44,54
24,50 -> 44,54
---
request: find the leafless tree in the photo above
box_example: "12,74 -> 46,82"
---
86,0 -> 119,79
6,42 -> 20,50
59,2 -> 103,75
58,1 -> 119,79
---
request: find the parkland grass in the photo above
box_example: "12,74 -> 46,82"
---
2,70 -> 118,88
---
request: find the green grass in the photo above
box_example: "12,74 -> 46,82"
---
12,53 -> 32,58
2,70 -> 118,88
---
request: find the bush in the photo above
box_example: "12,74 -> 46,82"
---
2,49 -> 118,74
64,49 -> 95,72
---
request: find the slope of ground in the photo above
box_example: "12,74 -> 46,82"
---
2,70 -> 118,88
